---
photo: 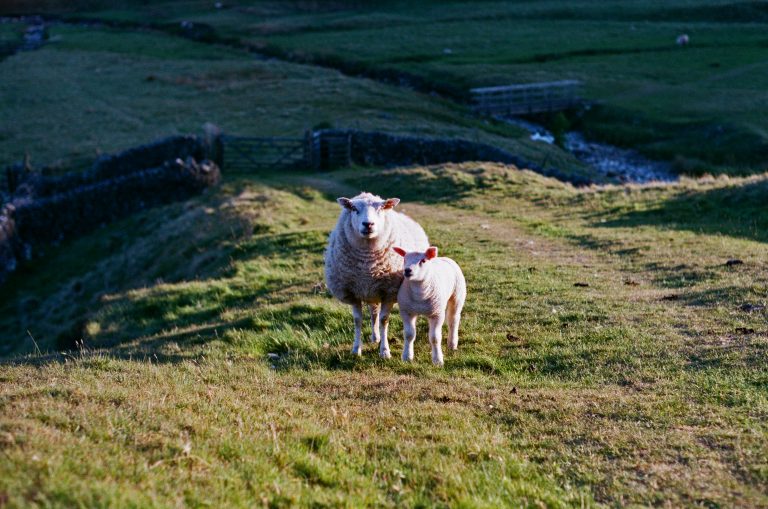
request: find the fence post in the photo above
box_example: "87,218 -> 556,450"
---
304,130 -> 314,170
202,123 -> 224,169
5,166 -> 15,195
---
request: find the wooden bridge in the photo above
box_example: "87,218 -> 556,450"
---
471,80 -> 582,116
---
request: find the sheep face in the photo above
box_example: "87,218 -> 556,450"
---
394,246 -> 437,282
337,194 -> 400,240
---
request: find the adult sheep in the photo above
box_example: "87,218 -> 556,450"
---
325,192 -> 429,358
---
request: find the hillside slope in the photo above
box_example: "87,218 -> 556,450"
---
2,165 -> 766,507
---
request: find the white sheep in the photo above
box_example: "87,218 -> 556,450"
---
325,192 -> 429,358
393,245 -> 466,367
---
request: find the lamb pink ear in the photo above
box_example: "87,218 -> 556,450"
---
337,197 -> 354,210
393,247 -> 406,257
382,198 -> 400,210
425,246 -> 438,259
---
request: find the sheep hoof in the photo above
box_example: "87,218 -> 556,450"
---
370,335 -> 381,344
351,347 -> 362,356
379,349 -> 391,359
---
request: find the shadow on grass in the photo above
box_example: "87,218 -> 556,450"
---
0,223 -> 331,366
599,179 -> 768,243
86,230 -> 328,345
642,262 -> 723,289
684,325 -> 768,375
340,165 -> 493,204
668,283 -> 768,309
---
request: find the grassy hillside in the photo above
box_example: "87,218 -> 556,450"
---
0,22 -> 585,177
1,2 -> 767,506
2,165 -> 767,506
35,0 -> 768,175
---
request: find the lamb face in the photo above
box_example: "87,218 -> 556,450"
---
337,194 -> 400,240
395,246 -> 438,282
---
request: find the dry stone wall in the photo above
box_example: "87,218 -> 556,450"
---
314,129 -> 590,186
0,136 -> 220,285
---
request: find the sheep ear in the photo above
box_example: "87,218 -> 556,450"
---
382,198 -> 400,210
337,197 -> 354,210
393,247 -> 406,257
425,246 -> 438,260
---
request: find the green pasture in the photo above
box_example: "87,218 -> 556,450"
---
2,165 -> 767,507
0,23 -> 585,177
33,0 -> 768,175
0,2 -> 766,507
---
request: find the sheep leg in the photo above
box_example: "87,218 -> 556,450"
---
428,313 -> 446,367
378,301 -> 393,359
351,303 -> 364,356
368,302 -> 381,344
446,298 -> 461,351
401,312 -> 417,362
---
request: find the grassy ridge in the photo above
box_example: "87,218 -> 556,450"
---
2,165 -> 766,506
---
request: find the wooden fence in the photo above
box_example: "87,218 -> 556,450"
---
471,80 -> 582,116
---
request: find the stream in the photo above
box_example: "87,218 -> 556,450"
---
503,117 -> 676,183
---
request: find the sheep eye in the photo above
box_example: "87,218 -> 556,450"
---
419,259 -> 425,265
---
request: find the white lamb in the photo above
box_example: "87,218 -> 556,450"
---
393,245 -> 466,367
325,192 -> 429,358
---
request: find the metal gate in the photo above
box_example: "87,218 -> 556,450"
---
221,135 -> 307,172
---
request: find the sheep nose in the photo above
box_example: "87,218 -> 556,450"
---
363,221 -> 374,228
404,268 -> 412,277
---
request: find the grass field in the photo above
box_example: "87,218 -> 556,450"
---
31,0 -> 768,175
1,1 -> 767,507
2,165 -> 767,506
0,21 -> 591,177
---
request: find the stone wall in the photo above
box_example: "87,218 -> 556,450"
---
314,129 -> 591,186
6,135 -> 207,198
0,136 -> 220,285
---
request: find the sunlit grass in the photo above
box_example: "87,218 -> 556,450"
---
2,165 -> 766,506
